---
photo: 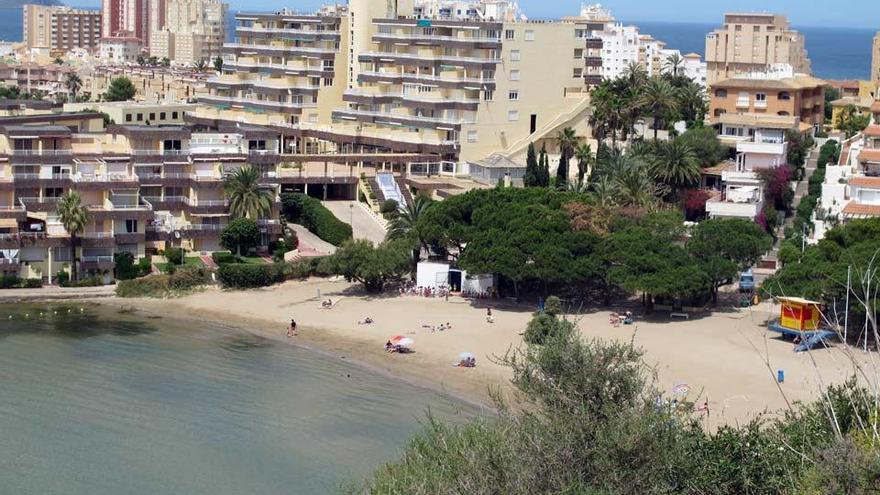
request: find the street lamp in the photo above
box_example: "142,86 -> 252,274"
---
349,203 -> 354,239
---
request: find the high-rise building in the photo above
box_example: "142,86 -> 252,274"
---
705,13 -> 811,85
102,0 -> 149,46
22,5 -> 102,53
149,0 -> 228,64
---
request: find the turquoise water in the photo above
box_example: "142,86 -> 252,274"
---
0,304 -> 475,494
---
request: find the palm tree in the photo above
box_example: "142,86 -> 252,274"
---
223,165 -> 273,219
622,61 -> 648,89
589,176 -> 618,207
65,73 -> 82,101
615,162 -> 665,209
647,140 -> 701,194
663,53 -> 684,78
57,192 -> 89,282
638,77 -> 677,139
676,82 -> 708,128
194,59 -> 207,72
574,143 -> 593,182
556,127 -> 579,189
386,194 -> 433,272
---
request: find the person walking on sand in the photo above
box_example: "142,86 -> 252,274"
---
288,319 -> 297,337
486,307 -> 494,324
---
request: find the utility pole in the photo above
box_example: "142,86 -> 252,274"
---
844,265 -> 851,343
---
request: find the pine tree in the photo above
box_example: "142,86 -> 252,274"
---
539,143 -> 550,187
524,142 -> 539,187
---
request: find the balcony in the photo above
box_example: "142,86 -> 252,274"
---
223,42 -> 337,58
115,232 -> 146,244
9,149 -> 73,164
754,100 -> 768,109
142,195 -> 190,209
18,196 -> 59,211
81,231 -> 116,247
332,108 -> 474,129
359,51 -> 502,67
80,255 -> 115,271
357,70 -> 494,88
199,94 -> 317,113
221,59 -> 335,76
0,233 -> 19,248
736,97 -> 750,108
372,32 -> 501,48
190,199 -> 229,214
235,26 -> 340,39
343,89 -> 480,109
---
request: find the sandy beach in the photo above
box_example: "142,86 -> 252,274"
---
96,278 -> 878,429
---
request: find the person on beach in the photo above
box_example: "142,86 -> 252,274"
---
486,308 -> 494,324
288,319 -> 297,337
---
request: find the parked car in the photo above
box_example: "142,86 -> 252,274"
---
739,270 -> 755,292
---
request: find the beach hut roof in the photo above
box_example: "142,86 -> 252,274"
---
777,296 -> 822,305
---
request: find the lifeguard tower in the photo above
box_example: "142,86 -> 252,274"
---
767,297 -> 836,352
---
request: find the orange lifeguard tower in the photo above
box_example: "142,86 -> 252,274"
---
777,297 -> 822,331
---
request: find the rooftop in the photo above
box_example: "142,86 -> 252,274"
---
2,125 -> 72,137
858,149 -> 880,162
469,153 -> 523,169
712,113 -> 798,129
712,75 -> 827,90
849,176 -> 880,188
863,125 -> 880,138
842,202 -> 880,217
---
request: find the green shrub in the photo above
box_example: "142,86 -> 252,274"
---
218,263 -> 285,289
212,251 -> 239,265
116,267 -> 211,298
137,256 -> 152,276
114,251 -> 138,280
543,295 -> 562,316
380,199 -> 399,214
284,257 -> 328,280
22,278 -> 42,288
280,193 -> 352,246
165,247 -> 185,265
0,275 -> 20,288
55,271 -> 70,286
220,218 -> 260,255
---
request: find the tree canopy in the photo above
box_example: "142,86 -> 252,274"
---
104,77 -> 136,101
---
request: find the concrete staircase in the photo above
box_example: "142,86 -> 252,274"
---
395,177 -> 414,208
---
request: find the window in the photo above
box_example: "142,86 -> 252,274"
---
714,89 -> 727,98
778,91 -> 791,100
508,90 -> 519,101
509,69 -> 520,81
524,30 -> 535,41
573,68 -> 583,78
713,108 -> 726,117
483,89 -> 494,101
323,77 -> 333,86
467,130 -> 478,143
125,113 -> 132,122
125,219 -> 138,233
574,48 -> 583,59
510,49 -> 521,61
149,112 -> 155,121
160,112 -> 166,120
505,29 -> 514,40
136,113 -> 143,121
755,93 -> 767,101
508,110 -> 519,121
172,111 -> 178,119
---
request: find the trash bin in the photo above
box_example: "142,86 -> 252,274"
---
777,369 -> 785,383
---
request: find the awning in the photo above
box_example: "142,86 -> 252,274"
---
0,219 -> 18,229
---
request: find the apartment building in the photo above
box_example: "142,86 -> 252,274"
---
705,72 -> 826,221
196,0 -> 591,171
102,0 -> 149,45
22,5 -> 102,54
705,13 -> 811,85
709,74 -> 827,128
0,112 -> 284,282
0,63 -> 75,97
149,0 -> 228,64
83,65 -> 211,102
63,101 -> 194,126
98,36 -> 142,63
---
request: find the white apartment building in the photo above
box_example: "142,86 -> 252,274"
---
98,36 -> 142,63
149,0 -> 227,64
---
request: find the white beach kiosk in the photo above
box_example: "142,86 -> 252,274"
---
416,261 -> 494,294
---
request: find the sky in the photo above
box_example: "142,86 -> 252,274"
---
69,0 -> 880,29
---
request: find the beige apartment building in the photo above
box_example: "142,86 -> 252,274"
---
705,13 -> 811,85
83,66 -> 211,102
709,75 -> 827,128
195,0 -> 592,166
22,5 -> 102,54
149,0 -> 227,64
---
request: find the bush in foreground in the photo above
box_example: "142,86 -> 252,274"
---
217,263 -> 285,289
280,193 -> 352,246
349,323 -> 880,494
116,267 -> 211,298
0,275 -> 42,289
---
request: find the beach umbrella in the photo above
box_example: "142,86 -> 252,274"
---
389,335 -> 407,343
458,352 -> 475,361
395,337 -> 414,347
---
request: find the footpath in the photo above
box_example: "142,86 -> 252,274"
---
0,285 -> 116,302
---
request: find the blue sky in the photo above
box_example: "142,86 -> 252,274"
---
71,0 -> 880,29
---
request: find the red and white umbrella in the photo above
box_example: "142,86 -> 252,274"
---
391,336 -> 414,347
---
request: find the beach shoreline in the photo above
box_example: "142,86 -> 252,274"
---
25,276 -> 873,429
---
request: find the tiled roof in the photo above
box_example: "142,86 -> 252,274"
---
864,126 -> 880,137
849,176 -> 880,188
712,75 -> 828,90
858,149 -> 880,162
843,202 -> 880,217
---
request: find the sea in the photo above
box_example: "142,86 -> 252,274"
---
0,9 -> 873,80
0,303 -> 478,494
